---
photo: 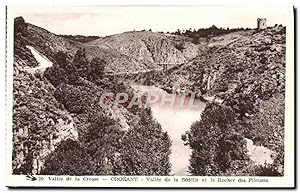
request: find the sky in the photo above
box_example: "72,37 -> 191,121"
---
10,6 -> 290,36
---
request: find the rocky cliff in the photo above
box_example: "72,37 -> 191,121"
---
84,31 -> 201,73
137,26 -> 285,102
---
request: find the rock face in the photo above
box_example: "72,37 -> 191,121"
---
13,62 -> 79,174
245,138 -> 273,165
14,17 -> 28,37
84,31 -> 199,73
143,26 -> 286,102
181,41 -> 199,61
20,20 -> 201,75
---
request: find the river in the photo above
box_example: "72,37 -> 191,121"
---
132,85 -> 206,175
131,85 -> 274,175
25,44 -> 273,175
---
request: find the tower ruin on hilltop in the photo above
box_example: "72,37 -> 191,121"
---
257,18 -> 267,29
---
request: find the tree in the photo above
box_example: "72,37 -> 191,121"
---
44,51 -> 69,86
114,108 -> 172,175
54,83 -> 102,114
41,139 -> 96,175
175,29 -> 181,35
184,103 -> 246,176
88,57 -> 106,82
46,49 -> 107,87
72,48 -> 89,70
82,114 -> 124,175
69,48 -> 90,80
54,51 -> 69,68
246,94 -> 285,176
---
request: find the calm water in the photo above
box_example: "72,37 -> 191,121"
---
132,85 -> 206,175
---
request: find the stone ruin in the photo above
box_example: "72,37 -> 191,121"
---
257,18 -> 267,29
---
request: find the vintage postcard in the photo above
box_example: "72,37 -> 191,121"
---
5,6 -> 295,188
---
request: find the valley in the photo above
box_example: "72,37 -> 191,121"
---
12,16 -> 285,176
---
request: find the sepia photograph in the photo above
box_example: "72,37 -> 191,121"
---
5,5 -> 295,188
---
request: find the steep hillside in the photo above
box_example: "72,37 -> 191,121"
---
181,27 -> 285,175
13,17 -> 79,174
18,17 -> 203,75
16,17 -> 80,63
84,31 -> 202,73
138,26 -> 285,102
12,17 -> 172,176
128,26 -> 286,175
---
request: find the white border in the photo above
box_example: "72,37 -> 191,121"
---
4,5 -> 295,188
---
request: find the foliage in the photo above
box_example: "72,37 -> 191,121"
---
54,83 -> 101,114
184,95 -> 285,176
41,48 -> 172,176
185,103 -> 246,176
41,109 -> 172,176
81,115 -> 124,175
43,51 -> 70,86
88,57 -> 106,82
251,165 -> 281,176
245,94 -> 285,175
41,139 -> 96,175
59,34 -> 100,43
172,25 -> 249,43
113,108 -> 172,175
45,49 -> 107,87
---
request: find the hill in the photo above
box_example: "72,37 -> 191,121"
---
83,31 -> 202,73
124,26 -> 286,175
12,17 -> 172,176
19,18 -> 204,75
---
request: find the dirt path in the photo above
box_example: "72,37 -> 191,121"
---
24,45 -> 53,73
